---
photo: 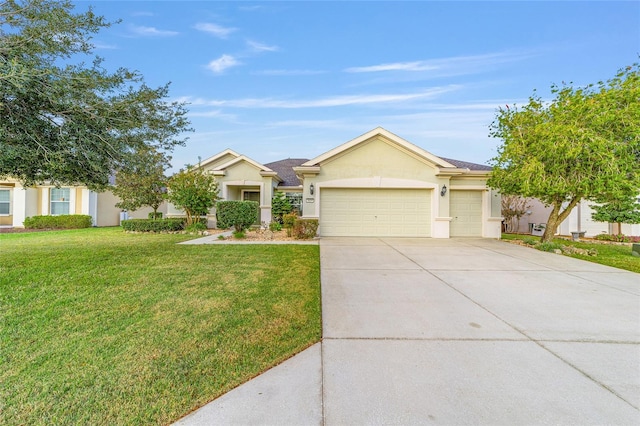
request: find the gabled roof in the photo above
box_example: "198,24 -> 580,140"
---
302,127 -> 458,169
439,157 -> 492,171
264,158 -> 308,186
197,149 -> 241,169
215,154 -> 275,173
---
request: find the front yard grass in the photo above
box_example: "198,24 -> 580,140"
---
0,228 -> 321,425
501,233 -> 640,273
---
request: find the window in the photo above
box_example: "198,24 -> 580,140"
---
0,189 -> 10,215
50,188 -> 70,215
285,192 -> 303,215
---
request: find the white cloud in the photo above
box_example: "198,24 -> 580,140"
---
180,86 -> 460,108
130,25 -> 179,37
246,40 -> 279,52
194,22 -> 237,39
206,54 -> 241,73
345,51 -> 536,75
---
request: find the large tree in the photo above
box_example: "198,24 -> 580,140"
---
112,147 -> 169,218
0,0 -> 191,189
488,64 -> 640,242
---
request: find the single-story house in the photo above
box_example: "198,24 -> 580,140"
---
177,127 -> 503,238
0,179 -> 160,228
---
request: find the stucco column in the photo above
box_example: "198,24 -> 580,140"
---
12,186 -> 27,227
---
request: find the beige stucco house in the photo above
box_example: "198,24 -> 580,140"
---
0,180 -> 160,228
182,127 -> 503,238
2,127 -> 503,238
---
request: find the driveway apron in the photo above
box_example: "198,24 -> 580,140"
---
176,237 -> 639,425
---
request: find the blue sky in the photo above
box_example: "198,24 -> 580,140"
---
76,1 -> 639,172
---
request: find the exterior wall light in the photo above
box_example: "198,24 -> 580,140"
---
310,183 -> 314,195
440,185 -> 447,197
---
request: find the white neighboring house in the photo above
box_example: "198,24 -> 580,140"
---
515,198 -> 640,237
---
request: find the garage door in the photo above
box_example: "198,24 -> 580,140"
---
320,188 -> 431,237
450,190 -> 483,237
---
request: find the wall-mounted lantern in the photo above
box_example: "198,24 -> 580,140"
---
310,183 -> 315,195
440,185 -> 447,197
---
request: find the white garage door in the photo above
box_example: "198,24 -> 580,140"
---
320,188 -> 431,237
450,190 -> 483,237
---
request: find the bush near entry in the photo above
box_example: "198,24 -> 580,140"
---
216,201 -> 259,232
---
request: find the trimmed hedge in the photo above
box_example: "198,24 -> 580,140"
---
293,218 -> 319,240
122,218 -> 184,232
24,215 -> 93,229
122,217 -> 207,232
216,201 -> 259,232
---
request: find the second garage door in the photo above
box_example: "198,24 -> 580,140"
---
450,190 -> 483,237
320,188 -> 431,237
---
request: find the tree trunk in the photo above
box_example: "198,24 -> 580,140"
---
541,197 -> 581,243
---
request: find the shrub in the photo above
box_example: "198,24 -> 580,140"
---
269,221 -> 282,231
283,212 -> 298,237
121,218 -> 186,232
536,242 -> 563,252
24,215 -> 92,229
148,212 -> 163,220
271,191 -> 292,224
521,237 -> 538,246
185,222 -> 207,233
216,201 -> 259,232
594,234 -> 614,241
293,218 -> 319,240
233,230 -> 246,239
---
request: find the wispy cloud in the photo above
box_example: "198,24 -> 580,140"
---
345,51 -> 536,76
246,40 -> 279,52
130,25 -> 179,37
254,69 -> 326,76
93,42 -> 117,50
194,22 -> 237,39
131,11 -> 154,17
206,54 -> 241,74
180,86 -> 460,108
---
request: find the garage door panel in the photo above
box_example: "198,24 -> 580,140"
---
320,188 -> 431,237
450,190 -> 483,237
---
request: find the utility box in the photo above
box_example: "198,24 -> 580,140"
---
632,244 -> 640,257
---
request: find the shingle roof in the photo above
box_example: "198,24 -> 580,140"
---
439,157 -> 493,171
264,158 -> 308,187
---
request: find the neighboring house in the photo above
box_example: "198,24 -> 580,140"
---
179,127 -> 502,238
0,179 -> 158,228
508,198 -> 640,237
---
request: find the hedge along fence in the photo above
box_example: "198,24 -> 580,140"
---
121,217 -> 207,233
24,215 -> 93,229
216,201 -> 259,232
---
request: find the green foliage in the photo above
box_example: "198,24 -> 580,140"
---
148,211 -> 163,219
594,234 -> 640,243
269,221 -> 283,231
233,230 -> 246,239
216,201 -> 259,232
0,0 -> 191,189
591,196 -> 640,228
283,212 -> 298,237
113,147 -> 169,216
488,64 -> 640,242
167,166 -> 219,226
121,218 -> 186,232
536,242 -> 564,252
521,236 -> 538,246
293,218 -> 319,239
184,221 -> 207,234
271,191 -> 292,224
23,214 -> 92,229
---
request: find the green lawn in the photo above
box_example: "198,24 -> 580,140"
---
0,228 -> 321,425
501,233 -> 640,273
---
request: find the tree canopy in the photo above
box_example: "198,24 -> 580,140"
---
167,166 -> 219,226
112,147 -> 169,216
488,64 -> 640,242
0,0 -> 191,189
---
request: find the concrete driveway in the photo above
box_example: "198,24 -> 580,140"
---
176,238 -> 640,425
